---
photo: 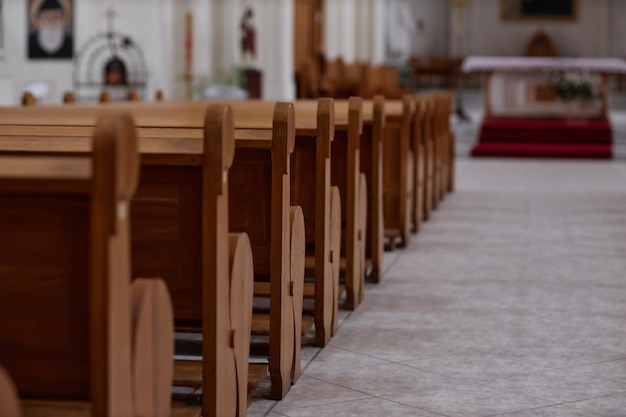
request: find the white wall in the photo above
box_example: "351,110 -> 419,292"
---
1,0 -> 180,105
463,0 -> 612,57
325,0 -> 385,64
0,0 -> 295,104
609,0 -> 626,57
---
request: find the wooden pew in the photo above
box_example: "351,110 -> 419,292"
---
0,103 -> 301,401
290,99 -> 341,342
439,92 -> 455,196
334,96 -> 385,283
314,98 -> 366,308
382,95 -> 415,249
0,113 -> 179,416
86,98 -> 340,347
219,99 -> 339,346
412,96 -> 426,233
0,366 -> 20,417
0,106 -> 254,416
430,93 -> 454,210
422,95 -> 436,220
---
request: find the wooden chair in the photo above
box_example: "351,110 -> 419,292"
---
20,92 -> 36,106
0,113 -> 176,417
381,67 -> 412,99
297,58 -> 322,99
409,56 -> 423,88
428,56 -> 451,88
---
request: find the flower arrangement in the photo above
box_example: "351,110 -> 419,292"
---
550,69 -> 601,102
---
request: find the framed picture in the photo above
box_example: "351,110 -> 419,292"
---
28,0 -> 74,59
501,0 -> 578,21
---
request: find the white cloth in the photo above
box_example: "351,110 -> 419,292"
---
462,57 -> 626,74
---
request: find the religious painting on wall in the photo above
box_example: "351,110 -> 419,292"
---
501,0 -> 578,21
28,0 -> 73,59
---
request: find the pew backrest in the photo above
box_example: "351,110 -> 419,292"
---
0,113 -> 139,416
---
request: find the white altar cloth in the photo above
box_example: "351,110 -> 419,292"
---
460,57 -> 622,119
462,57 -> 626,74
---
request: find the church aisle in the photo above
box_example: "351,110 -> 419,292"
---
257,159 -> 626,417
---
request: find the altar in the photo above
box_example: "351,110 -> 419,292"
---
462,57 -> 626,158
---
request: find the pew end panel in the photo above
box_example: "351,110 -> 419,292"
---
360,96 -> 385,283
422,96 -> 436,220
291,98 -> 336,347
382,95 -> 414,250
412,96 -> 426,234
0,113 -> 154,417
230,102 -> 301,400
332,97 -> 364,310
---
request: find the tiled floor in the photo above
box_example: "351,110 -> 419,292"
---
251,159 -> 626,416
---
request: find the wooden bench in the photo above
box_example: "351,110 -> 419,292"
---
0,103 -> 300,401
93,98 -> 341,347
334,96 -> 386,283
412,96 -> 426,233
381,95 -> 415,250
438,92 -> 455,198
361,66 -> 412,99
421,95 -> 436,220
423,93 -> 454,214
308,98 -> 366,308
0,113 -> 180,416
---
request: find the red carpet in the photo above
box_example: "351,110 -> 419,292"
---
472,118 -> 613,159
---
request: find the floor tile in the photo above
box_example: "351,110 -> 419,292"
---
272,376 -> 371,412
479,368 -> 626,403
272,397 -> 442,417
385,378 -> 553,417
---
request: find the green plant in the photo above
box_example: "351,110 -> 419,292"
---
551,70 -> 601,102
